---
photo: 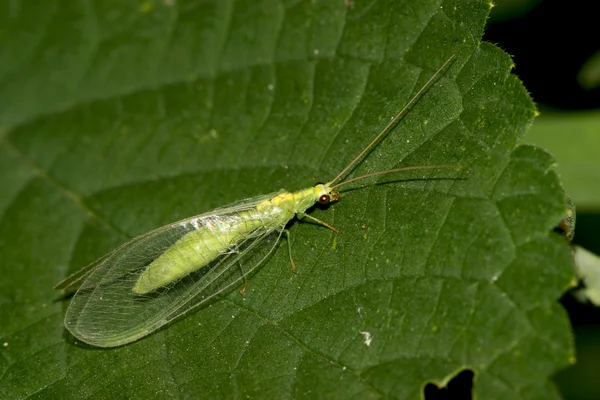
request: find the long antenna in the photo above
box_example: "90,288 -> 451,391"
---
331,164 -> 459,190
327,55 -> 455,186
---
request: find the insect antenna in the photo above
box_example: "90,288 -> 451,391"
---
327,55 -> 455,186
330,164 -> 460,190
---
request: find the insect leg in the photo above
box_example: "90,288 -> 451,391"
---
239,278 -> 249,295
298,213 -> 339,232
284,229 -> 297,273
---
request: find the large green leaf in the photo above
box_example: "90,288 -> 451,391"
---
0,0 -> 574,398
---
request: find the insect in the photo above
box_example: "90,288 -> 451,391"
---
56,56 -> 456,347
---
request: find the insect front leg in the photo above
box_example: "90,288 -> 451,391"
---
298,212 -> 339,232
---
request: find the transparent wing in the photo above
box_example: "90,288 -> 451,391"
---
63,193 -> 288,348
55,191 -> 282,293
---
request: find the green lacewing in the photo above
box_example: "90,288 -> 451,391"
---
56,56 -> 456,347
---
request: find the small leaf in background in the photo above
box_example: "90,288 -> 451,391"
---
578,50 -> 600,91
525,111 -> 600,209
573,246 -> 600,306
0,0 -> 575,398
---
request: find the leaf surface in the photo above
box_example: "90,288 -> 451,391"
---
0,0 -> 574,398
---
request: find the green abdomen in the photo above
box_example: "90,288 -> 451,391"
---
133,212 -> 263,294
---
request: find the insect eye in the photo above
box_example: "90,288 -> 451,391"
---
318,194 -> 330,204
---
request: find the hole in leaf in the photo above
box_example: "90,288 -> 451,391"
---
423,369 -> 474,400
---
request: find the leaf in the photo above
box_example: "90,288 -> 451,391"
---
525,111 -> 600,208
578,50 -> 600,90
573,246 -> 600,306
0,0 -> 574,398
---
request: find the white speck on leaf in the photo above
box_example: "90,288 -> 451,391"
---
360,331 -> 372,346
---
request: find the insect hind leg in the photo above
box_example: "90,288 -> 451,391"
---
283,229 -> 297,273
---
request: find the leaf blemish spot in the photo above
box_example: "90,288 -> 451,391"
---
360,331 -> 373,346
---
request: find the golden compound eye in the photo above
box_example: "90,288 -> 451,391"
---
318,194 -> 330,204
